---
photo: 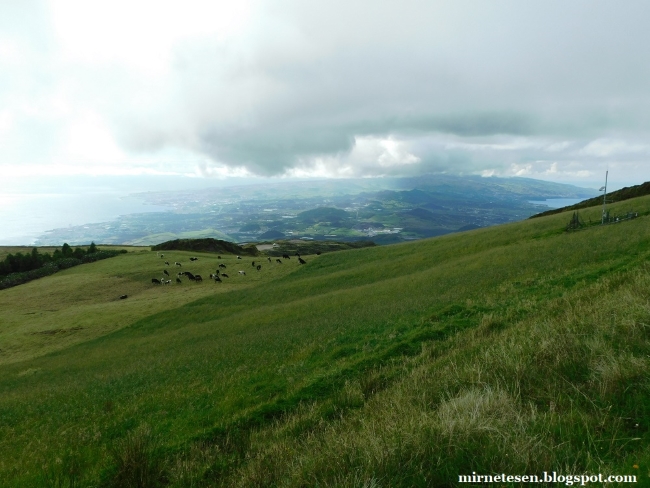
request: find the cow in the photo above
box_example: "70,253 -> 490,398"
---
237,256 -> 242,260
299,257 -> 306,264
219,264 -> 227,269
195,275 -> 203,282
267,257 -> 272,263
252,261 -> 256,267
176,277 -> 182,284
214,276 -> 222,283
165,261 -> 170,266
238,271 -> 246,276
119,294 -> 128,299
282,254 -> 291,259
165,280 -> 172,285
175,262 -> 182,267
152,278 -> 162,284
160,254 -> 164,258
221,273 -> 229,278
316,252 -> 321,255
256,265 -> 262,271
163,269 -> 169,276
190,257 -> 198,262
184,271 -> 196,280
276,259 -> 282,264
217,256 -> 221,259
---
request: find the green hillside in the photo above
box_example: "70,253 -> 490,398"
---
531,180 -> 650,218
1,196 -> 649,486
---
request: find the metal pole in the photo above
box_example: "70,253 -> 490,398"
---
601,170 -> 608,224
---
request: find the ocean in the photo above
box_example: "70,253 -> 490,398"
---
0,190 -> 172,245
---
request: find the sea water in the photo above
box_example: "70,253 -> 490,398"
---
0,191 -> 171,245
528,198 -> 585,209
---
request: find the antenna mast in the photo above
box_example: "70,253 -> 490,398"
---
601,171 -> 608,224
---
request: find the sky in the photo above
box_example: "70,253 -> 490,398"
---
2,0 -> 650,191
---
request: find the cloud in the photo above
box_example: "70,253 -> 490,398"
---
3,0 -> 650,187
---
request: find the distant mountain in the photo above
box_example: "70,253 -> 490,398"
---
403,208 -> 438,222
392,174 -> 597,200
259,229 -> 286,239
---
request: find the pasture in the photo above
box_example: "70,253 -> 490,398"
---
0,196 -> 649,486
0,249 -> 305,365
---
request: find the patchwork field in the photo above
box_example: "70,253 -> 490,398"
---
1,197 -> 649,486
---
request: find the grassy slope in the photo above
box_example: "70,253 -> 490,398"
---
0,250 -> 299,365
0,197 -> 649,486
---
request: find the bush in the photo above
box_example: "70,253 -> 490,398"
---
102,425 -> 165,488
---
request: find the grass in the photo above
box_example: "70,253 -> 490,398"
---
1,196 -> 649,486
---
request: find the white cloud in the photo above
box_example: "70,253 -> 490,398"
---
3,0 -> 650,188
580,138 -> 650,157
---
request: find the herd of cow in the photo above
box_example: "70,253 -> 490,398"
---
150,252 -> 308,285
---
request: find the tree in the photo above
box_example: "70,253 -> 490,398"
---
88,242 -> 97,254
61,243 -> 73,257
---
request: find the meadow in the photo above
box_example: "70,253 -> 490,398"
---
0,198 -> 649,486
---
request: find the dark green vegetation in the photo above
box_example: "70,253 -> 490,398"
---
151,238 -> 259,256
0,242 -> 126,290
259,239 -> 375,257
2,194 -> 648,486
34,174 -> 595,246
532,180 -> 650,218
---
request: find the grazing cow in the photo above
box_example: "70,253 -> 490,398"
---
165,261 -> 170,265
237,256 -> 242,260
195,275 -> 203,282
299,257 -> 306,264
256,265 -> 262,271
267,257 -> 272,263
163,269 -> 169,276
190,257 -> 198,261
238,270 -> 246,276
176,277 -> 182,284
215,269 -> 220,276
282,254 -> 291,259
165,280 -> 172,285
276,259 -> 282,264
175,262 -> 182,267
119,294 -> 128,299
160,254 -> 164,258
252,261 -> 255,267
219,264 -> 227,269
184,271 -> 195,280
221,273 -> 229,278
316,252 -> 321,255
152,278 -> 162,284
217,256 -> 221,259
214,276 -> 222,282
